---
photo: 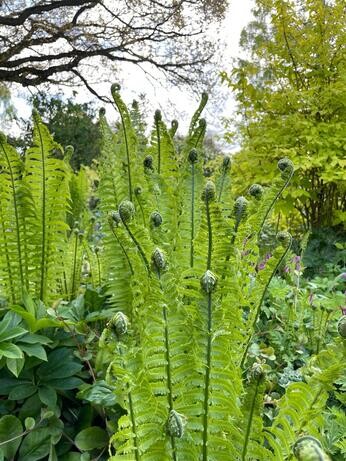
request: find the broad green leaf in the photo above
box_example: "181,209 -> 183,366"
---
0,378 -> 31,395
19,343 -> 47,361
16,333 -> 51,345
74,427 -> 108,451
6,356 -> 25,377
34,318 -> 62,331
43,377 -> 84,390
18,428 -> 51,461
77,380 -> 117,407
0,325 -> 27,343
9,384 -> 37,400
37,348 -> 82,380
8,306 -> 62,332
0,415 -> 23,459
18,418 -> 63,461
22,291 -> 37,317
38,386 -> 57,408
0,342 -> 23,359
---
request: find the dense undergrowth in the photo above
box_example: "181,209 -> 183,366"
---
0,85 -> 344,461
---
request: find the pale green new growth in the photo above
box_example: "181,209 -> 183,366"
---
94,85 -> 339,461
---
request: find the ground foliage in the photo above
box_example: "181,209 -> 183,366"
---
0,85 -> 344,460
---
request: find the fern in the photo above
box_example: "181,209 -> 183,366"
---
24,111 -> 71,302
1,85 -> 339,461
0,133 -> 30,301
94,86 -> 304,460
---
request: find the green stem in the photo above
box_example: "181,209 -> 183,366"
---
202,198 -> 213,461
70,232 -> 79,300
161,288 -> 177,460
118,344 -> 140,461
109,225 -> 134,275
62,270 -> 68,297
206,200 -> 212,271
241,376 -> 262,461
123,221 -> 150,274
190,162 -> 195,268
114,103 -> 132,201
316,311 -> 325,354
135,194 -> 146,227
217,170 -> 226,202
240,236 -> 292,368
36,121 -> 47,301
258,169 -> 294,236
156,120 -> 161,174
127,388 -> 140,461
95,251 -> 102,287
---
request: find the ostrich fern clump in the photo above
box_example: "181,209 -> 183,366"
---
95,85 -> 344,460
0,86 -> 343,461
0,113 -> 94,303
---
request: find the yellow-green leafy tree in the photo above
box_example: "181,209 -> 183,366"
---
222,0 -> 346,230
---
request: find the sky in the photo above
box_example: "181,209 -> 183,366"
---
4,0 -> 255,148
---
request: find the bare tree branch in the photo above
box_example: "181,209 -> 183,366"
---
0,0 -> 228,95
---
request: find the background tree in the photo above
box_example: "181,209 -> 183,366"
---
222,0 -> 346,230
0,0 -> 228,100
9,93 -> 101,169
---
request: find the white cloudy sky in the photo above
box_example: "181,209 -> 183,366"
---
5,0 -> 254,146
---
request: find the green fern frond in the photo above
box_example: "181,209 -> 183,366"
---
24,111 -> 70,302
0,133 -> 34,302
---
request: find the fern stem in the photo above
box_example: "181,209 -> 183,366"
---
36,121 -> 47,301
202,293 -> 212,461
258,170 -> 293,236
241,375 -> 262,461
127,390 -> 140,461
123,221 -> 150,274
0,141 -> 25,293
95,251 -> 102,287
135,194 -> 146,227
115,103 -> 133,201
217,170 -> 226,202
206,200 -> 212,270
109,226 -> 134,275
316,311 -> 326,355
62,270 -> 68,297
156,120 -> 161,174
190,162 -> 195,268
240,236 -> 292,368
202,198 -> 213,461
70,232 -> 79,300
194,127 -> 204,148
118,344 -> 140,461
162,299 -> 177,460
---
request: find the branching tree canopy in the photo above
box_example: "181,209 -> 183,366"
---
0,0 -> 228,100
